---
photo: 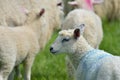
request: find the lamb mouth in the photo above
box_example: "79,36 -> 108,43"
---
51,51 -> 59,54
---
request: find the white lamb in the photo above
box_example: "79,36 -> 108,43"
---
61,9 -> 103,79
50,24 -> 120,80
0,8 -> 45,80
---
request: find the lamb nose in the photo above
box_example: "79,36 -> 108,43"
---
50,47 -> 53,51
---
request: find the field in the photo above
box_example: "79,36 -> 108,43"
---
18,20 -> 120,80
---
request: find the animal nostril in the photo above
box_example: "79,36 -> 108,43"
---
50,47 -> 53,51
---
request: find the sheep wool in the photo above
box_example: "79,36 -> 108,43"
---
0,0 -> 27,26
0,8 -> 45,80
0,0 -> 64,79
62,9 -> 103,48
0,0 -> 64,51
69,0 -> 120,21
76,49 -> 112,80
93,0 -> 120,21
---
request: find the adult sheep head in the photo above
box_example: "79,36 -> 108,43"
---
50,24 -> 85,54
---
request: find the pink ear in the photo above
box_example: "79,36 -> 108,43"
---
68,1 -> 78,7
20,7 -> 29,15
92,0 -> 104,4
74,28 -> 80,39
84,0 -> 93,10
39,8 -> 45,17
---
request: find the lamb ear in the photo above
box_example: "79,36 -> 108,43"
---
38,8 -> 45,17
20,7 -> 29,15
92,0 -> 104,4
74,24 -> 85,39
68,1 -> 78,6
74,28 -> 80,39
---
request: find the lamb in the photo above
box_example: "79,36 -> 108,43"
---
61,9 -> 103,79
50,24 -> 120,80
9,0 -> 64,77
68,0 -> 120,21
0,8 -> 45,80
0,0 -> 64,79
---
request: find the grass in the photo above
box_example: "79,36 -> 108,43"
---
100,20 -> 120,55
16,20 -> 120,80
31,30 -> 67,80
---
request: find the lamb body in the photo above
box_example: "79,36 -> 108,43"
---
0,0 -> 64,79
0,9 -> 45,80
61,9 -> 103,79
50,25 -> 120,80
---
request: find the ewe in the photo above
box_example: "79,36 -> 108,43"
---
62,9 -> 103,48
50,24 -> 120,80
68,0 -> 120,21
61,9 -> 103,79
0,8 -> 45,80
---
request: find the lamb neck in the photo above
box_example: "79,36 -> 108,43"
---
68,36 -> 93,69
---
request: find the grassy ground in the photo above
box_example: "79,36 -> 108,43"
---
18,20 -> 120,80
100,20 -> 120,55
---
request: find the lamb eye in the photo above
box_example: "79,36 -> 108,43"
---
62,38 -> 70,43
57,2 -> 62,6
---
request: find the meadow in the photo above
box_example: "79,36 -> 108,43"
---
18,20 -> 120,80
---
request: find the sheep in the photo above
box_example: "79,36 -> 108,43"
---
0,8 -> 45,80
0,0 -> 64,79
0,0 -> 27,26
93,0 -> 120,21
8,0 -> 65,77
0,0 -> 64,28
0,0 -> 64,54
61,9 -> 103,79
62,9 -> 103,48
68,0 -> 120,21
68,0 -> 104,11
50,24 -> 120,80
18,0 -> 64,49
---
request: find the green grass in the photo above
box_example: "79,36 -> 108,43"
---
16,20 -> 120,80
100,20 -> 120,55
31,30 -> 68,80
